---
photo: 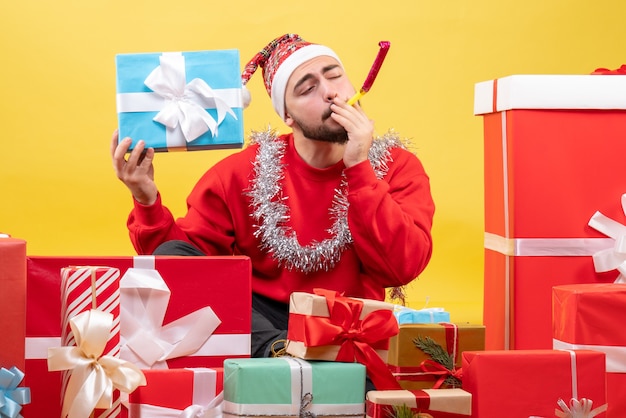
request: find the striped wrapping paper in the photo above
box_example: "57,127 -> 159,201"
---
60,266 -> 121,418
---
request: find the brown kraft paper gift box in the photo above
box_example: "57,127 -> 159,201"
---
387,323 -> 485,390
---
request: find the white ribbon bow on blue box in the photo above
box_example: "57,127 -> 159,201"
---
116,50 -> 244,152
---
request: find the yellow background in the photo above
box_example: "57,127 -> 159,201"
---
1,1 -> 623,325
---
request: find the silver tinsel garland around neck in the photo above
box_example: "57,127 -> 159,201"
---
246,129 -> 406,274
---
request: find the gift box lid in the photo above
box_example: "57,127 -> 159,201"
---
474,74 -> 626,115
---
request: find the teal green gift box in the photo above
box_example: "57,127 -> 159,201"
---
223,357 -> 366,417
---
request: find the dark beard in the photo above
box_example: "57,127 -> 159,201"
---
293,108 -> 349,144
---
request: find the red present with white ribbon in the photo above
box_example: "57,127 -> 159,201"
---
475,74 -> 626,350
47,266 -> 146,418
126,368 -> 223,418
365,388 -> 472,418
462,349 -> 607,417
285,288 -> 400,390
553,283 -> 626,417
23,255 -> 251,418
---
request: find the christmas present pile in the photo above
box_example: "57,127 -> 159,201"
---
22,255 -> 252,417
466,70 -> 626,417
4,240 -> 480,417
474,73 -> 626,350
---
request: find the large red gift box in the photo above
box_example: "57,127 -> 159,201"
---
0,237 -> 26,370
23,255 -> 251,418
553,283 -> 626,417
462,349 -> 607,418
475,74 -> 626,349
126,367 -> 223,417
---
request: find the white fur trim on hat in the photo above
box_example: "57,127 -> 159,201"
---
270,44 -> 342,121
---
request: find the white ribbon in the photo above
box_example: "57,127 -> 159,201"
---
587,193 -> 626,283
144,52 -> 237,142
120,258 -> 222,369
553,339 -> 626,373
128,392 -> 223,418
554,398 -> 608,418
180,392 -> 224,418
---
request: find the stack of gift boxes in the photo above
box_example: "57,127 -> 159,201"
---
1,237 -> 483,418
467,73 -> 626,417
3,49 -> 625,417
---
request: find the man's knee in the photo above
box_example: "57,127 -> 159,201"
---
152,240 -> 205,256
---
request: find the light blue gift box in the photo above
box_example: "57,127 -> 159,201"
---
223,357 -> 366,417
393,306 -> 451,324
116,50 -> 244,152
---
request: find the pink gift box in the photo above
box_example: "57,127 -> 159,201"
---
475,75 -> 626,350
125,367 -> 223,417
553,283 -> 626,417
23,255 -> 251,418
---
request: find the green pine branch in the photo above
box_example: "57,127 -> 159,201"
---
413,335 -> 462,388
386,405 -> 433,418
387,405 -> 416,418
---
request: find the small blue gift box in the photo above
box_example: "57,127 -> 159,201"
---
116,50 -> 244,152
393,306 -> 451,324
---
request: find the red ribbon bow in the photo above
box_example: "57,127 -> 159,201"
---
418,359 -> 463,389
289,289 -> 401,390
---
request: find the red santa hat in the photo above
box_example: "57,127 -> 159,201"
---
241,33 -> 342,121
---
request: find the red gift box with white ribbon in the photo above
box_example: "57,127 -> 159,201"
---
462,349 -> 607,418
23,255 -> 251,417
553,283 -> 626,417
126,367 -> 223,417
475,74 -> 626,350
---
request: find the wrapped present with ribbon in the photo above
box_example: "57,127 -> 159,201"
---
286,288 -> 401,390
462,349 -> 607,418
553,283 -> 626,417
223,357 -> 365,417
0,237 -> 26,371
365,388 -> 471,418
23,255 -> 251,418
48,309 -> 146,418
0,366 -> 31,418
116,49 -> 244,152
126,367 -> 223,418
474,73 -> 626,350
47,265 -> 131,417
387,323 -> 484,390
393,306 -> 451,324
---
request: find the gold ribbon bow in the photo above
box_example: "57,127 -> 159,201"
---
48,309 -> 147,418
